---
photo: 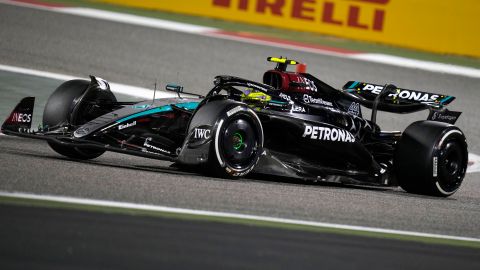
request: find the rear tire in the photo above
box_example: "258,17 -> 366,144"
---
209,107 -> 263,178
43,79 -> 115,160
394,121 -> 467,197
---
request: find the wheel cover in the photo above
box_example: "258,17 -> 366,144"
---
437,140 -> 466,192
221,118 -> 258,169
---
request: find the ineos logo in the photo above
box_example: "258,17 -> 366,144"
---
11,113 -> 32,123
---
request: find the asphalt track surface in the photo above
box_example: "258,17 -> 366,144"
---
0,0 -> 480,250
2,203 -> 480,270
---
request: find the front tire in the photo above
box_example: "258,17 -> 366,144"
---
209,107 -> 263,178
43,79 -> 115,160
394,121 -> 468,197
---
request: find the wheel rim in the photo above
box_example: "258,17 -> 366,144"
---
221,118 -> 258,169
232,132 -> 245,151
438,140 -> 466,192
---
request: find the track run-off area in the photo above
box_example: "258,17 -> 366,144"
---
1,1 -> 480,268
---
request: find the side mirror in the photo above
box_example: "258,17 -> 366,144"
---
166,83 -> 184,93
165,83 -> 204,99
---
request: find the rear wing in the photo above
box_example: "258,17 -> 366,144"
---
342,81 -> 461,124
343,81 -> 455,107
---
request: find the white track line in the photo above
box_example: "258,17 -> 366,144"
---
0,0 -> 214,33
0,64 -> 174,99
351,54 -> 480,79
1,191 -> 479,243
0,64 -> 75,81
62,7 -> 216,34
2,0 -> 480,78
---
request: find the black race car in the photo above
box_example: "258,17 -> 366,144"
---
2,57 -> 468,197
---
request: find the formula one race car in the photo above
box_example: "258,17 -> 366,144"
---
2,57 -> 468,197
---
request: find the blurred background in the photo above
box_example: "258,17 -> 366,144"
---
1,1 -> 479,269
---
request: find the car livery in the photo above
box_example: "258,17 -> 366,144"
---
1,57 -> 468,197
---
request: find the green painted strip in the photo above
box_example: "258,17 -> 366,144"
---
0,194 -> 479,249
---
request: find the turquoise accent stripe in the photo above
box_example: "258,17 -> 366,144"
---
440,96 -> 453,104
175,102 -> 199,110
349,81 -> 359,89
269,100 -> 288,104
117,106 -> 172,123
116,102 -> 199,123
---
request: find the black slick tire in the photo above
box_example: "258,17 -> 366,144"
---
209,106 -> 264,178
43,79 -> 112,160
395,120 -> 468,197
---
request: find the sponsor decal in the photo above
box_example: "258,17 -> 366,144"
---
431,112 -> 456,122
292,104 -> 306,113
10,113 -> 32,123
225,163 -> 256,177
433,156 -> 438,177
247,82 -> 269,92
362,84 -> 439,102
347,102 -> 360,116
227,106 -> 243,117
279,92 -> 291,101
118,121 -> 136,130
143,137 -> 171,154
189,125 -> 213,146
302,125 -> 355,142
212,0 -> 389,32
302,77 -> 317,92
17,127 -> 32,133
429,110 -> 461,124
194,128 -> 211,139
303,94 -> 333,106
362,84 -> 384,94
